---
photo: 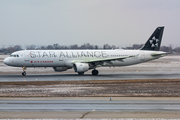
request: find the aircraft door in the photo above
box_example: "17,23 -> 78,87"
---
59,52 -> 64,62
24,51 -> 30,62
58,51 -> 65,66
141,51 -> 145,61
59,54 -> 63,61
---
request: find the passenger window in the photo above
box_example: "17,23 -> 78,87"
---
17,55 -> 19,57
14,55 -> 16,57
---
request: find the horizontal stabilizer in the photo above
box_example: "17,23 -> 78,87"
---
151,52 -> 167,57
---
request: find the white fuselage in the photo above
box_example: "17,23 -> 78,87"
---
3,49 -> 165,68
3,26 -> 166,76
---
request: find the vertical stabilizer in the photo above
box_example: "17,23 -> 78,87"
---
141,27 -> 164,51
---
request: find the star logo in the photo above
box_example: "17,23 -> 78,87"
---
149,36 -> 159,48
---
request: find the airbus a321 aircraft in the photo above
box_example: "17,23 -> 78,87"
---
3,27 -> 167,76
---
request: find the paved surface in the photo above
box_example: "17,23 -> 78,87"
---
1,97 -> 180,119
0,72 -> 180,82
1,100 -> 180,111
1,99 -> 180,119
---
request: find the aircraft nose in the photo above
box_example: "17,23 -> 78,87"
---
3,58 -> 9,65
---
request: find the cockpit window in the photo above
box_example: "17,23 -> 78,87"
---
10,54 -> 19,57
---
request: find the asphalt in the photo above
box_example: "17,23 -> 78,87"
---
1,97 -> 180,119
0,72 -> 180,82
1,100 -> 180,112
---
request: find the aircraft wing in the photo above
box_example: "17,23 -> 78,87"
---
73,55 -> 137,65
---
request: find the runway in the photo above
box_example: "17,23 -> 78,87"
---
1,72 -> 180,82
1,55 -> 180,82
1,99 -> 180,111
1,98 -> 180,119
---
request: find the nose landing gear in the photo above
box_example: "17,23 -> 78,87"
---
22,71 -> 26,76
22,66 -> 26,76
78,72 -> 84,75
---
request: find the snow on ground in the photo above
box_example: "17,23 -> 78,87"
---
0,83 -> 105,97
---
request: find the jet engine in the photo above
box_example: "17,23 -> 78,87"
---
53,67 -> 68,72
73,63 -> 89,72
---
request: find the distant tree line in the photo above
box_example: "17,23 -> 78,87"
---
0,43 -> 180,55
0,45 -> 22,54
26,43 -> 100,50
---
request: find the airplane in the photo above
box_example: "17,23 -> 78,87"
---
3,26 -> 167,76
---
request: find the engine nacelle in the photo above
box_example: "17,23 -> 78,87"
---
53,67 -> 68,72
73,63 -> 89,72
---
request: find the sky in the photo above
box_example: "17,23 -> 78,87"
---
0,0 -> 180,48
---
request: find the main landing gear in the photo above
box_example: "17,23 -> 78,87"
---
22,66 -> 26,76
78,69 -> 99,75
92,69 -> 99,75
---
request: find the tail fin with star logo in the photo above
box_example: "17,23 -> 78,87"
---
141,26 -> 164,51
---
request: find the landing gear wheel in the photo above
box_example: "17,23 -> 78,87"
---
92,69 -> 99,75
22,66 -> 27,76
78,72 -> 84,75
22,71 -> 26,76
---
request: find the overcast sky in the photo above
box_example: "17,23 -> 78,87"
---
0,0 -> 180,48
